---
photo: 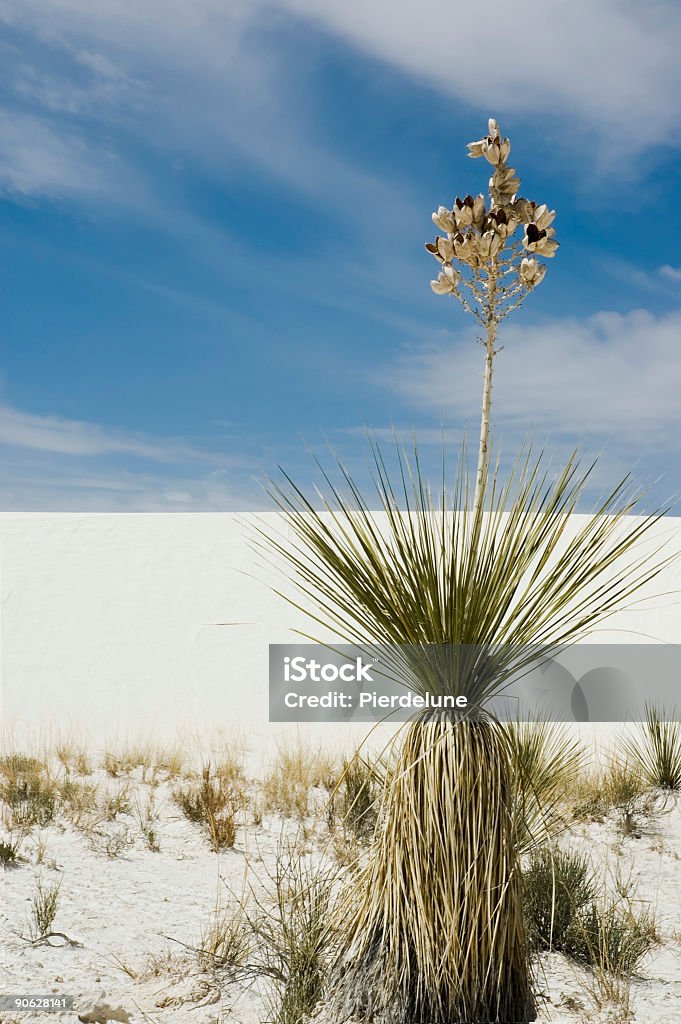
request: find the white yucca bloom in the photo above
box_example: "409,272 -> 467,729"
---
432,206 -> 457,233
477,230 -> 502,259
523,223 -> 559,258
532,203 -> 556,232
436,235 -> 455,261
430,266 -> 459,293
518,256 -> 546,287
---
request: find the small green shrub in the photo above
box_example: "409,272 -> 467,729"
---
522,846 -> 656,985
522,846 -> 596,952
568,900 -> 656,975
253,844 -> 336,1024
623,705 -> 681,791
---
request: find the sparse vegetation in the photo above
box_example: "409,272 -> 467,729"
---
507,719 -> 586,852
155,743 -> 186,779
522,843 -> 656,1005
570,897 -> 656,975
30,876 -> 61,938
101,783 -> 132,821
0,833 -> 23,866
89,824 -> 135,859
569,755 -> 664,838
197,896 -> 252,973
60,773 -> 99,827
523,846 -> 597,952
0,754 -> 59,826
623,705 -> 681,792
263,742 -> 336,819
327,756 -> 379,842
132,792 -> 161,852
250,843 -> 337,1024
102,742 -> 155,780
174,764 -> 245,851
0,731 -> 674,1023
55,735 -> 92,775
33,833 -> 48,865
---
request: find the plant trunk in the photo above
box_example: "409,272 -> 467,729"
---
330,717 -> 534,1023
473,261 -> 499,520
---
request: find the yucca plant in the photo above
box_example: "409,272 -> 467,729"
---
259,119 -> 671,1023
623,703 -> 681,791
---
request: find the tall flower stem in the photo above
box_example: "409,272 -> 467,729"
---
473,258 -> 499,518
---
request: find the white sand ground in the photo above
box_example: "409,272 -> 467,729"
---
2,754 -> 681,1024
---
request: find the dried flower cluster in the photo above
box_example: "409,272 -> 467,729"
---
427,118 -> 558,325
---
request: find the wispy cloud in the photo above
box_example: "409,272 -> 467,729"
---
0,457 -> 267,511
660,265 -> 681,283
378,307 -> 681,456
0,2 -> 420,225
0,401 -> 270,510
0,110 -> 113,198
0,402 -> 231,462
274,0 -> 681,158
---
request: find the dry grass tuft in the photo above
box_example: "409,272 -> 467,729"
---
174,764 -> 245,851
101,783 -> 132,821
570,757 -> 646,820
101,741 -> 156,780
262,741 -> 336,819
327,756 -> 379,842
132,792 -> 161,852
60,773 -> 99,827
54,733 -> 92,775
197,896 -> 252,973
0,833 -> 23,866
507,719 -> 586,852
30,875 -> 61,938
0,754 -> 59,827
250,841 -> 338,1024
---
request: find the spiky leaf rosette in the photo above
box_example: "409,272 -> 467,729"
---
263,441 -> 668,664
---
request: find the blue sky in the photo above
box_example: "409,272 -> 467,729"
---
1,0 -> 680,511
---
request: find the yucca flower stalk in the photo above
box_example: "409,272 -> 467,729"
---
260,119 -> 669,1023
428,117 -> 557,517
